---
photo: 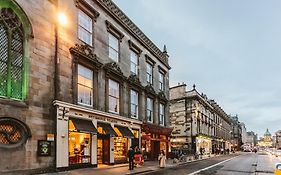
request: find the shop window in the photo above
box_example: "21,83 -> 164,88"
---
69,120 -> 91,164
132,129 -> 139,138
159,103 -> 165,126
0,117 -> 30,148
114,137 -> 128,163
0,8 -> 27,100
130,50 -> 138,75
78,9 -> 93,46
146,97 -> 153,123
77,64 -> 93,106
130,90 -> 138,119
108,33 -> 119,62
108,79 -> 119,113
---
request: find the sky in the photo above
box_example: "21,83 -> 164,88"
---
113,0 -> 281,138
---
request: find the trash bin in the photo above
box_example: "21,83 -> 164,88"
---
275,163 -> 281,175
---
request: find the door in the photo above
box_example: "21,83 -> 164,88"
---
103,138 -> 110,164
152,141 -> 160,160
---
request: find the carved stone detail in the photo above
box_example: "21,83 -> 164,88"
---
103,62 -> 125,79
69,44 -> 103,68
158,91 -> 168,102
127,74 -> 143,89
144,84 -> 156,96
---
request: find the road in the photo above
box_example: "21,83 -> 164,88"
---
145,152 -> 281,175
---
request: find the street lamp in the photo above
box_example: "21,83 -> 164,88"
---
58,12 -> 67,26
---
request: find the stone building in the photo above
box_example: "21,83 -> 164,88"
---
230,115 -> 242,151
169,83 -> 232,155
275,130 -> 281,149
0,0 -> 171,173
258,129 -> 272,147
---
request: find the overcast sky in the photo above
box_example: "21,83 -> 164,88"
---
114,0 -> 281,138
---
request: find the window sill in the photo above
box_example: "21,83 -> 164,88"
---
77,102 -> 93,108
0,97 -> 28,108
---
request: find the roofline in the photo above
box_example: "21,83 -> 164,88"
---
95,0 -> 171,69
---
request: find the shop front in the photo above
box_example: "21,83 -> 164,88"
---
141,123 -> 172,160
54,101 -> 142,169
195,135 -> 212,155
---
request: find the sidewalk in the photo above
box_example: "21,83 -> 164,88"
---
43,154 -> 223,175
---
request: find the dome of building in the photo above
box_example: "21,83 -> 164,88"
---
264,128 -> 271,137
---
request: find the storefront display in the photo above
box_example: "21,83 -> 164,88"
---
196,136 -> 212,155
142,123 -> 172,160
114,137 -> 128,163
69,120 -> 91,164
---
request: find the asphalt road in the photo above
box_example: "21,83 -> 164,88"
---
144,152 -> 281,175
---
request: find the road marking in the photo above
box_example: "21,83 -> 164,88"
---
187,155 -> 240,175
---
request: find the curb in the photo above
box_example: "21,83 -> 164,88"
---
128,154 -> 234,175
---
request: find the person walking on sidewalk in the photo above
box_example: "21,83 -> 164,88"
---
127,146 -> 135,170
158,150 -> 166,168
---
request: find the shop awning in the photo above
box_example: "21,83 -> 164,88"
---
115,125 -> 134,138
98,122 -> 117,136
70,118 -> 97,134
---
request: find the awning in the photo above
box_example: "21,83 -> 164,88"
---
115,125 -> 135,138
70,118 -> 97,134
98,122 -> 117,136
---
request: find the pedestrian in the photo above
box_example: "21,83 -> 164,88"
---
127,146 -> 135,170
158,150 -> 166,168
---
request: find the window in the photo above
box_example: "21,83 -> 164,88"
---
130,90 -> 138,118
159,72 -> 164,91
0,8 -> 26,100
77,64 -> 93,106
78,10 -> 93,46
130,50 -> 138,75
108,33 -> 119,62
159,103 -> 165,125
146,63 -> 153,84
108,79 -> 119,113
146,97 -> 153,122
0,117 -> 31,149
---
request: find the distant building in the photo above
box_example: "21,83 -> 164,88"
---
240,122 -> 247,144
245,131 -> 258,146
230,115 -> 242,150
257,129 -> 273,147
275,130 -> 281,149
169,84 -> 232,155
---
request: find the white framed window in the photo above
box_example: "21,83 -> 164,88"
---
130,90 -> 138,119
146,97 -> 153,122
130,50 -> 138,75
159,72 -> 164,91
159,103 -> 165,125
108,33 -> 119,61
108,79 -> 119,113
77,64 -> 93,106
78,9 -> 92,46
146,63 -> 153,84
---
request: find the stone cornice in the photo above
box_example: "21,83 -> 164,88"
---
69,44 -> 103,69
96,0 -> 171,69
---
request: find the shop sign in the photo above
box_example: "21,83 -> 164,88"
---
89,115 -> 118,124
38,140 -> 51,156
47,134 -> 55,141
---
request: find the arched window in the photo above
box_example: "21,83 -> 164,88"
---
0,8 -> 25,100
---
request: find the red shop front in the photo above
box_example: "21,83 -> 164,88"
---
141,122 -> 172,160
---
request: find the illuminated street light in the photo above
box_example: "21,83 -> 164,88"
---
58,12 -> 67,26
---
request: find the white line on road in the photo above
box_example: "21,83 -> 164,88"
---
187,155 -> 240,175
